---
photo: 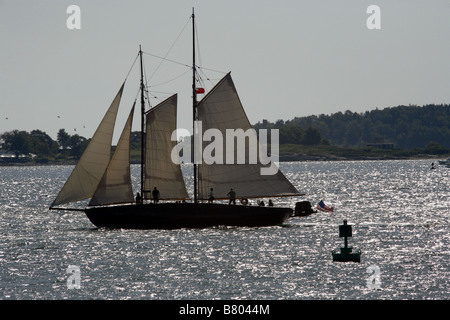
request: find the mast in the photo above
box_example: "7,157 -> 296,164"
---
192,8 -> 198,204
139,45 -> 145,199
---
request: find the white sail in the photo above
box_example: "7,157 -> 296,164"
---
51,83 -> 125,207
197,73 -> 301,200
144,94 -> 189,200
89,105 -> 135,206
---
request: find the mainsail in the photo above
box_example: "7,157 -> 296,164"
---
197,73 -> 301,200
89,105 -> 135,206
51,83 -> 125,207
144,94 -> 189,200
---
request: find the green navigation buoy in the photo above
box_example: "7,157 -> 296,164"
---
332,220 -> 361,263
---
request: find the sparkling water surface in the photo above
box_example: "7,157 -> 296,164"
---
0,160 -> 449,299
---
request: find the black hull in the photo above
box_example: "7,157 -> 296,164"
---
85,203 -> 292,229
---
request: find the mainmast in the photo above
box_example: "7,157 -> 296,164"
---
192,8 -> 198,204
139,45 -> 145,199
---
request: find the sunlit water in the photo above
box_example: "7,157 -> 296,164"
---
0,160 -> 448,299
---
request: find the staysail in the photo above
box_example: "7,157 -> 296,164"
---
89,105 -> 135,206
197,73 -> 301,200
51,83 -> 125,207
144,94 -> 189,200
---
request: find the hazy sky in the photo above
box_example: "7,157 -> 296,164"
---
1,0 -> 450,142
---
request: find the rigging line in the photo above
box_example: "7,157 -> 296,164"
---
125,52 -> 140,81
141,54 -> 172,105
143,51 -> 191,69
195,68 -> 211,93
142,52 -> 225,81
194,20 -> 209,92
147,68 -> 192,88
196,65 -> 227,75
195,72 -> 206,91
147,95 -> 164,105
142,59 -> 153,110
196,67 -> 216,88
193,15 -> 208,92
145,15 -> 192,82
134,84 -> 141,103
147,89 -> 178,95
194,17 -> 202,74
143,51 -> 225,75
192,17 -> 226,87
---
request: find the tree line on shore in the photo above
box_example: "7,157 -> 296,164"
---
0,129 -> 88,163
260,104 -> 450,149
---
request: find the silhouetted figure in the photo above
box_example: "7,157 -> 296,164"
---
135,192 -> 142,204
227,188 -> 236,205
208,188 -> 214,203
152,187 -> 160,203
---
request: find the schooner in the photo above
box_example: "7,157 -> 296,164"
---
49,9 -> 302,229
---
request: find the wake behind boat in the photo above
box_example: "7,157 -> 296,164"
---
49,9 -> 303,229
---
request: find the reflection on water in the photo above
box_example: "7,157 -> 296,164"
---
0,160 -> 449,299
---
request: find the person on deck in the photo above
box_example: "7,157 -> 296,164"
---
152,187 -> 160,203
135,192 -> 142,204
227,188 -> 236,205
208,188 -> 214,203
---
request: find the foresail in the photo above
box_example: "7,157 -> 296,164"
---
51,83 -> 125,207
89,105 -> 135,206
197,73 -> 301,200
144,94 -> 189,200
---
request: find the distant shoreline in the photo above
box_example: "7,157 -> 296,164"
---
278,153 -> 444,162
0,154 -> 445,167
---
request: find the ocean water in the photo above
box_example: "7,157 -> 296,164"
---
0,160 -> 449,300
